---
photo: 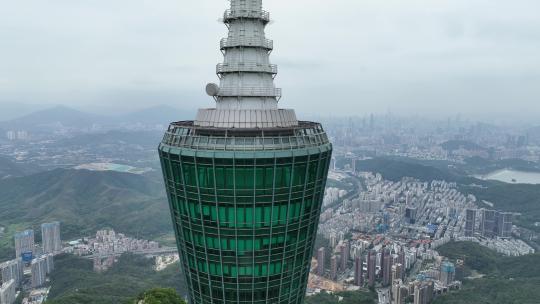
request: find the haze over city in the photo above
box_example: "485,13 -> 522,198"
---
1,1 -> 540,304
1,0 -> 539,121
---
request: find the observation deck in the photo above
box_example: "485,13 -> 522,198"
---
216,63 -> 278,75
217,87 -> 281,98
223,9 -> 270,24
161,121 -> 331,152
220,37 -> 273,50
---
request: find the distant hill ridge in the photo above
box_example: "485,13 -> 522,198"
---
0,104 -> 195,129
1,105 -> 104,128
0,168 -> 171,260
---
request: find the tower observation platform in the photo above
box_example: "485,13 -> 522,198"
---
158,1 -> 332,303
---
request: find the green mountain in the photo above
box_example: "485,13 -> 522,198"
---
356,157 -> 469,183
461,181 -> 540,232
46,254 -> 186,304
434,242 -> 540,304
129,288 -> 186,304
0,169 -> 171,260
305,290 -> 377,304
0,105 -> 106,130
0,156 -> 34,179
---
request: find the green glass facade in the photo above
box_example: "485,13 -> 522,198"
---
159,122 -> 332,304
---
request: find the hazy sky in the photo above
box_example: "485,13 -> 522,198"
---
1,0 -> 539,119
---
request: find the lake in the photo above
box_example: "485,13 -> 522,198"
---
479,169 -> 540,185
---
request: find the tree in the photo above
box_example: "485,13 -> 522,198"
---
131,288 -> 186,304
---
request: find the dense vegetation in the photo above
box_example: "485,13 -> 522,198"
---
462,157 -> 540,174
461,182 -> 540,231
305,290 -> 377,304
0,169 -> 173,260
0,156 -> 35,178
45,254 -> 187,304
356,157 -> 468,183
434,242 -> 540,304
128,288 -> 186,304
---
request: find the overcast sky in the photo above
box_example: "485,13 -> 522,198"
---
1,0 -> 539,120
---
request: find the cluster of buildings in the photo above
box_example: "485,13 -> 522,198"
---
0,222 -> 61,304
30,255 -> 53,289
323,187 -> 348,208
464,208 -> 513,239
71,229 -> 160,257
327,115 -> 540,164
155,254 -> 180,272
0,259 -> 23,303
308,169 -> 535,303
68,229 -> 160,272
0,278 -> 17,304
5,131 -> 29,141
312,234 -> 463,304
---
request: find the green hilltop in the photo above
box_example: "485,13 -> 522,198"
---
0,169 -> 172,260
434,242 -> 540,304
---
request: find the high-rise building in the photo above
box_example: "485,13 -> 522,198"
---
367,250 -> 377,287
330,233 -> 338,249
340,241 -> 350,271
481,209 -> 497,238
30,254 -> 54,289
31,259 -> 45,288
14,230 -> 34,259
496,212 -> 513,238
317,247 -> 325,276
6,131 -> 15,141
0,259 -> 23,287
455,259 -> 465,281
391,280 -> 409,304
481,209 -> 513,238
354,257 -> 363,286
440,261 -> 455,286
0,279 -> 16,304
392,263 -> 403,283
398,250 -> 406,280
405,207 -> 417,224
464,209 -> 476,237
44,253 -> 54,274
413,281 -> 434,304
41,222 -> 62,254
330,256 -> 338,281
382,250 -> 393,286
158,1 -> 332,303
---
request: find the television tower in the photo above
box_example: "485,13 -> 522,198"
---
159,1 -> 333,303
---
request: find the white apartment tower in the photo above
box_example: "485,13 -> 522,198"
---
41,222 -> 61,254
14,230 -> 34,258
0,279 -> 16,304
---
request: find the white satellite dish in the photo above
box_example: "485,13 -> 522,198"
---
206,83 -> 220,96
